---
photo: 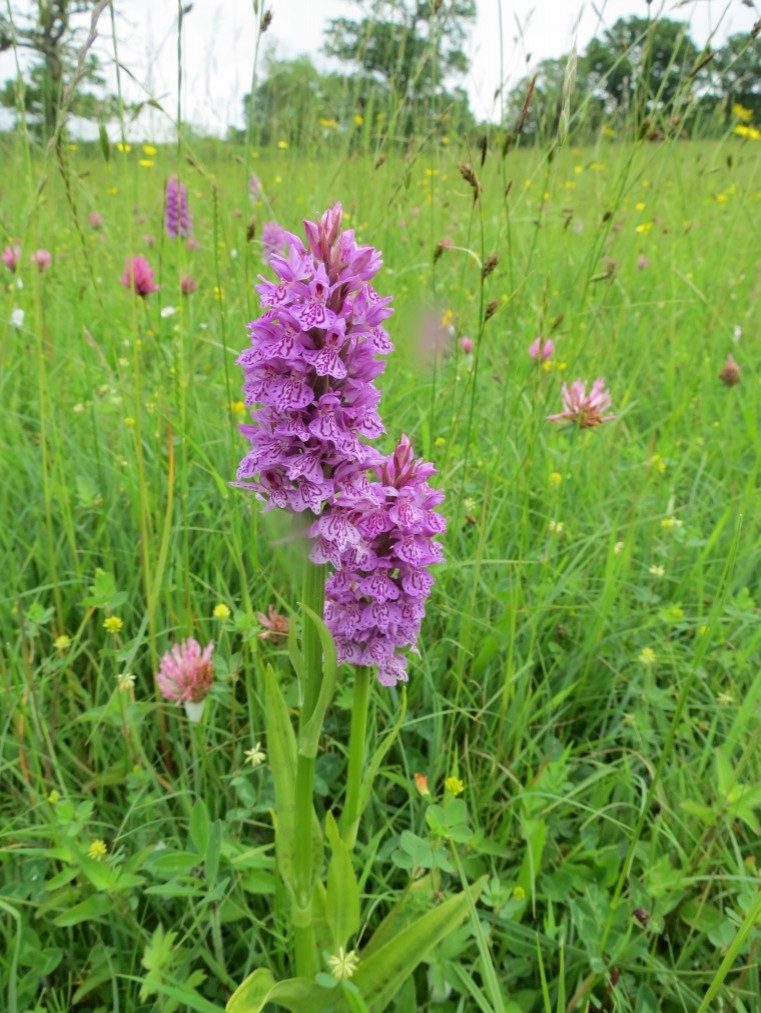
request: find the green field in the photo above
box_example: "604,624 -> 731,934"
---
2,129 -> 760,1012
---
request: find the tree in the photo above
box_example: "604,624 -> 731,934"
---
712,32 -> 761,123
0,1 -> 113,139
582,16 -> 700,118
323,0 -> 476,134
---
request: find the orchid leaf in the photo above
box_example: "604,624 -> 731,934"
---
297,603 -> 337,759
226,968 -> 332,1013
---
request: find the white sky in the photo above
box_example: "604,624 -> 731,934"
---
1,0 -> 757,137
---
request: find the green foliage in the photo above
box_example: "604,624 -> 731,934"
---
2,11 -> 761,1007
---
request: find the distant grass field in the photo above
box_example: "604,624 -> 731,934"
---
2,129 -> 759,1012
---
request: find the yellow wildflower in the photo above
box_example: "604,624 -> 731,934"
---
733,103 -> 753,122
649,565 -> 665,578
354,114 -> 364,125
549,472 -> 562,486
636,201 -> 645,211
48,789 -> 61,803
513,885 -> 526,900
139,159 -> 154,168
54,634 -> 71,653
116,142 -> 131,153
277,140 -> 288,149
635,222 -> 653,234
639,647 -> 656,666
213,603 -> 231,620
142,143 -> 157,156
88,839 -> 107,860
445,776 -> 464,796
103,616 -> 123,634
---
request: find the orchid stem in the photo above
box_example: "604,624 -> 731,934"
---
341,665 -> 371,849
292,558 -> 325,978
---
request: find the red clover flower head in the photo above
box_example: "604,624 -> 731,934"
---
120,255 -> 159,297
547,378 -> 616,429
2,244 -> 21,273
234,202 -> 393,514
155,637 -> 214,704
312,436 -> 446,687
31,249 -> 52,272
181,273 -> 197,296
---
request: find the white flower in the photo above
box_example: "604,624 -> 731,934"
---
548,519 -> 565,534
10,308 -> 24,328
245,742 -> 266,768
15,276 -> 24,290
117,671 -> 136,692
230,248 -> 238,259
160,306 -> 177,319
614,540 -> 625,555
732,325 -> 742,343
328,947 -> 359,980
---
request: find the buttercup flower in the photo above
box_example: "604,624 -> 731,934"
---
155,637 -> 214,704
314,436 -> 445,687
31,249 -> 52,272
547,378 -> 616,429
120,256 -> 159,297
2,244 -> 21,272
234,202 -> 393,514
88,839 -> 108,860
529,337 -> 554,361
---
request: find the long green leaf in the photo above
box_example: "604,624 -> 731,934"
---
325,811 -> 360,949
264,664 -> 298,891
226,968 -> 332,1013
264,665 -> 324,893
297,603 -> 338,759
353,878 -> 486,1011
357,687 -> 407,815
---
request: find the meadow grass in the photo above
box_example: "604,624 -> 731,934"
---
1,125 -> 760,1012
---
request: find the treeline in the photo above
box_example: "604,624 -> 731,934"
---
235,11 -> 760,148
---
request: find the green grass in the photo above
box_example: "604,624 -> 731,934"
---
1,126 -> 760,1012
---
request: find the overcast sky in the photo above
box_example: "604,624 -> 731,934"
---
1,0 -> 757,137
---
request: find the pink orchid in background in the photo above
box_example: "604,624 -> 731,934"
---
547,378 -> 616,429
88,211 -> 104,229
460,335 -> 474,353
120,255 -> 159,297
2,245 -> 21,272
30,249 -> 52,272
181,273 -> 197,296
256,606 -> 290,641
142,234 -> 156,247
529,337 -> 555,361
249,173 -> 262,200
637,255 -> 650,270
187,236 -> 201,251
156,637 -> 214,705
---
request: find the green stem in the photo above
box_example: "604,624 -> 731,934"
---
292,558 -> 325,978
340,666 -> 371,849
